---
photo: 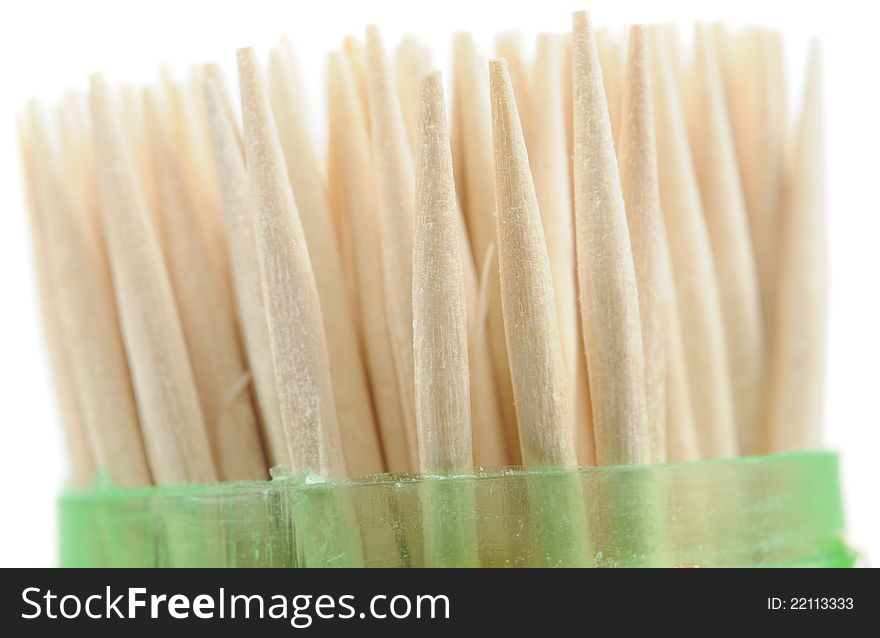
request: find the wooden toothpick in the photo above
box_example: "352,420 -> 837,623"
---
765,43 -> 826,452
160,70 -> 231,296
269,44 -> 385,476
618,25 -> 668,463
118,87 -> 164,250
19,121 -> 96,487
716,26 -> 787,330
416,76 -> 480,565
572,11 -> 651,466
144,89 -> 266,481
530,33 -> 595,465
238,48 -> 346,479
89,74 -> 216,485
664,277 -> 701,462
490,58 -> 576,468
203,78 -> 288,469
688,24 -> 765,455
414,71 -> 473,475
649,28 -> 738,459
327,51 -> 411,473
28,106 -> 152,487
448,52 -> 508,468
452,33 -> 520,462
364,25 -> 420,469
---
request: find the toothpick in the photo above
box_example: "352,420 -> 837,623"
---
144,90 -> 266,480
556,32 -> 596,465
160,70 -> 230,293
396,36 -> 432,157
89,74 -> 216,484
57,93 -> 99,229
414,71 -> 473,475
324,55 -> 358,300
269,44 -> 384,476
490,58 -> 576,467
572,12 -> 650,466
19,121 -> 95,487
716,26 -> 787,329
415,75 -> 480,564
531,33 -> 595,465
664,276 -> 701,462
364,25 -> 420,469
238,48 -> 346,479
688,25 -> 765,455
765,43 -> 826,452
203,78 -> 288,468
445,56 -> 508,468
462,250 -> 510,468
327,51 -> 411,473
649,28 -> 738,458
203,64 -> 242,153
344,37 -> 371,127
452,32 -> 520,462
618,25 -> 668,463
119,88 -> 160,233
560,33 -> 575,204
28,106 -> 152,487
450,69 -> 507,468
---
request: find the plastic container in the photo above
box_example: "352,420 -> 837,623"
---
58,451 -> 855,567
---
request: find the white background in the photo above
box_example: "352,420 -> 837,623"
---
0,0 -> 876,567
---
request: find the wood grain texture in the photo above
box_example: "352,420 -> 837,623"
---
572,12 -> 650,467
765,44 -> 826,452
327,51 -> 411,473
19,122 -> 96,487
269,45 -> 384,476
89,75 -> 216,484
490,58 -> 576,468
452,33 -> 520,463
618,26 -> 668,463
364,26 -> 420,469
688,25 -> 765,455
238,48 -> 345,479
649,29 -> 738,459
414,71 -> 473,475
531,33 -> 595,465
203,78 -> 288,468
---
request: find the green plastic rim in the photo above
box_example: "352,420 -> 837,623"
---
58,451 -> 855,567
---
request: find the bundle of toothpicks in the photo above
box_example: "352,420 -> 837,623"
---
20,11 -> 825,493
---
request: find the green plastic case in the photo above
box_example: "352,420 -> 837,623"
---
58,451 -> 855,567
